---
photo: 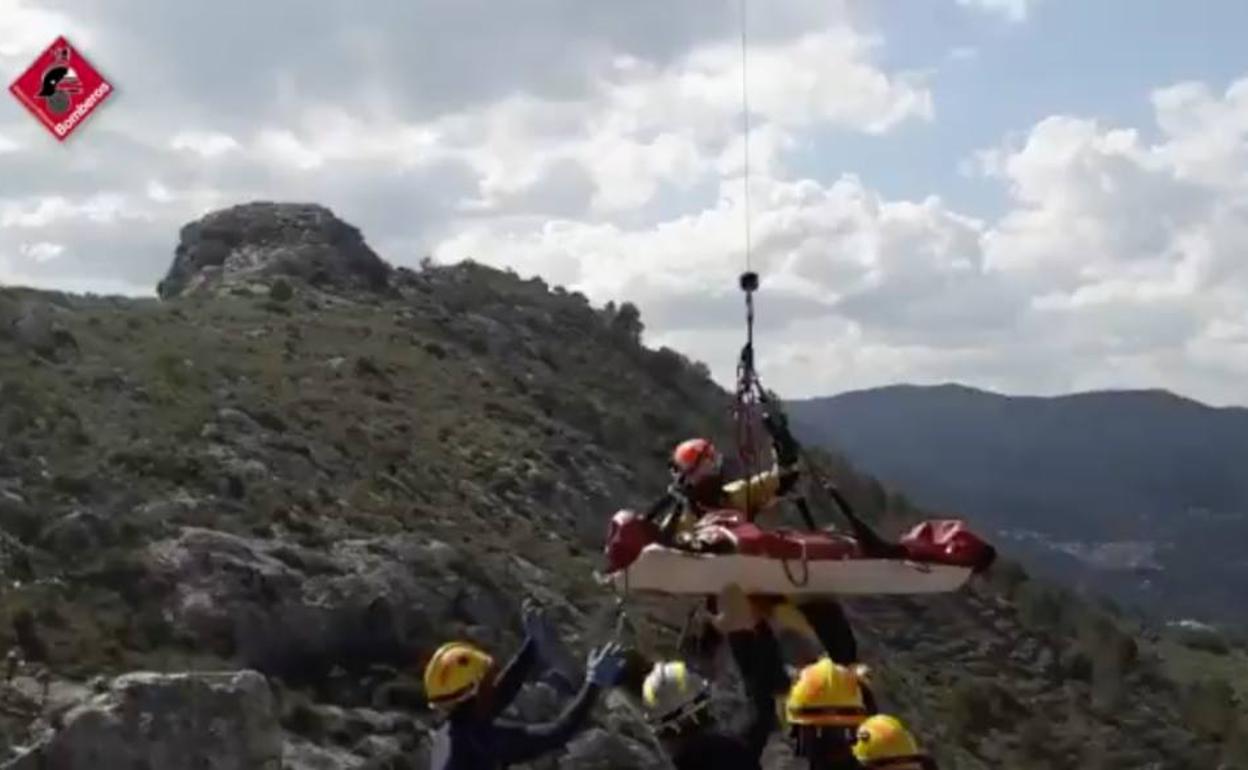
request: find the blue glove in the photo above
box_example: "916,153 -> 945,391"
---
586,641 -> 627,688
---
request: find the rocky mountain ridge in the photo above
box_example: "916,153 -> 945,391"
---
156,202 -> 394,300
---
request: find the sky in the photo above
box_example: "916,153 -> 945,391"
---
3,0 -> 1248,406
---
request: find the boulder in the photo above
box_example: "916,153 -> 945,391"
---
558,728 -> 657,769
0,490 -> 40,542
144,528 -> 466,681
281,736 -> 365,770
0,300 -> 79,360
0,529 -> 32,579
37,510 -> 113,556
157,203 -> 393,300
3,670 -> 281,770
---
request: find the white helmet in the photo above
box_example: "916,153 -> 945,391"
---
642,661 -> 711,734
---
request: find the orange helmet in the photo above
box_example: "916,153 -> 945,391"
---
670,438 -> 723,486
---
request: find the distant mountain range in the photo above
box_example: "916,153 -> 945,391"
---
789,384 -> 1248,627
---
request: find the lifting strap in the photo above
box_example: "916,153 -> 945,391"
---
798,446 -> 907,559
733,271 -> 820,531
734,271 -> 763,519
729,269 -> 899,550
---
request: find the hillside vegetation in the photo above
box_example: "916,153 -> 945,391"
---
0,203 -> 1242,768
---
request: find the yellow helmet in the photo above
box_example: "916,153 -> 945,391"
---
853,714 -> 923,765
641,661 -> 711,733
785,657 -> 868,727
424,641 -> 495,708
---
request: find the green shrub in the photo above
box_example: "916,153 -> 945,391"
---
1223,718 -> 1248,767
645,347 -> 688,387
988,558 -> 1029,598
151,351 -> 190,389
1182,679 -> 1237,739
269,279 -> 294,302
1019,583 -> 1063,628
1018,717 -> 1057,761
947,679 -> 1020,738
1061,649 -> 1093,681
1174,626 -> 1231,655
609,302 -> 643,343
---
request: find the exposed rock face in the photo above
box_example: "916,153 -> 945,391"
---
144,528 -> 469,682
0,297 -> 80,361
558,726 -> 656,769
4,671 -> 281,770
157,203 -> 393,299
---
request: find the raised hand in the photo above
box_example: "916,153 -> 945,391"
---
586,641 -> 627,687
712,583 -> 758,633
522,598 -> 555,642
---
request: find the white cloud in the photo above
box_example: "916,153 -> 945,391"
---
18,241 -> 63,263
0,0 -> 84,61
642,30 -> 933,136
145,180 -> 172,203
438,172 -> 999,341
254,130 -> 324,171
956,0 -> 1035,22
233,26 -> 930,219
437,70 -> 1248,407
0,194 -> 155,228
1150,79 -> 1248,189
1,197 -> 76,228
170,132 -> 240,159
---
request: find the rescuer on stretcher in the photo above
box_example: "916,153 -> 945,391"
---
641,393 -> 860,666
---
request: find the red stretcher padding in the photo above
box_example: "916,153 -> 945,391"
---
604,509 -> 995,575
898,518 -> 996,569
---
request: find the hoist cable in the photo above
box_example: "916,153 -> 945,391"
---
739,0 -> 752,273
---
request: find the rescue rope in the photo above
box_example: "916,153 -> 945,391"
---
674,600 -> 704,661
609,568 -> 638,648
610,597 -> 629,643
781,539 -> 811,588
602,579 -> 684,770
739,0 -> 752,274
732,0 -> 764,519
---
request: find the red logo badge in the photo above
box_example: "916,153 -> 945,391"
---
9,36 -> 114,142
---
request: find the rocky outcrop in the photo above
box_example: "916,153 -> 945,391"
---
4,671 -> 281,770
0,297 -> 79,361
156,203 -> 392,299
558,727 -> 655,769
144,528 -> 477,683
